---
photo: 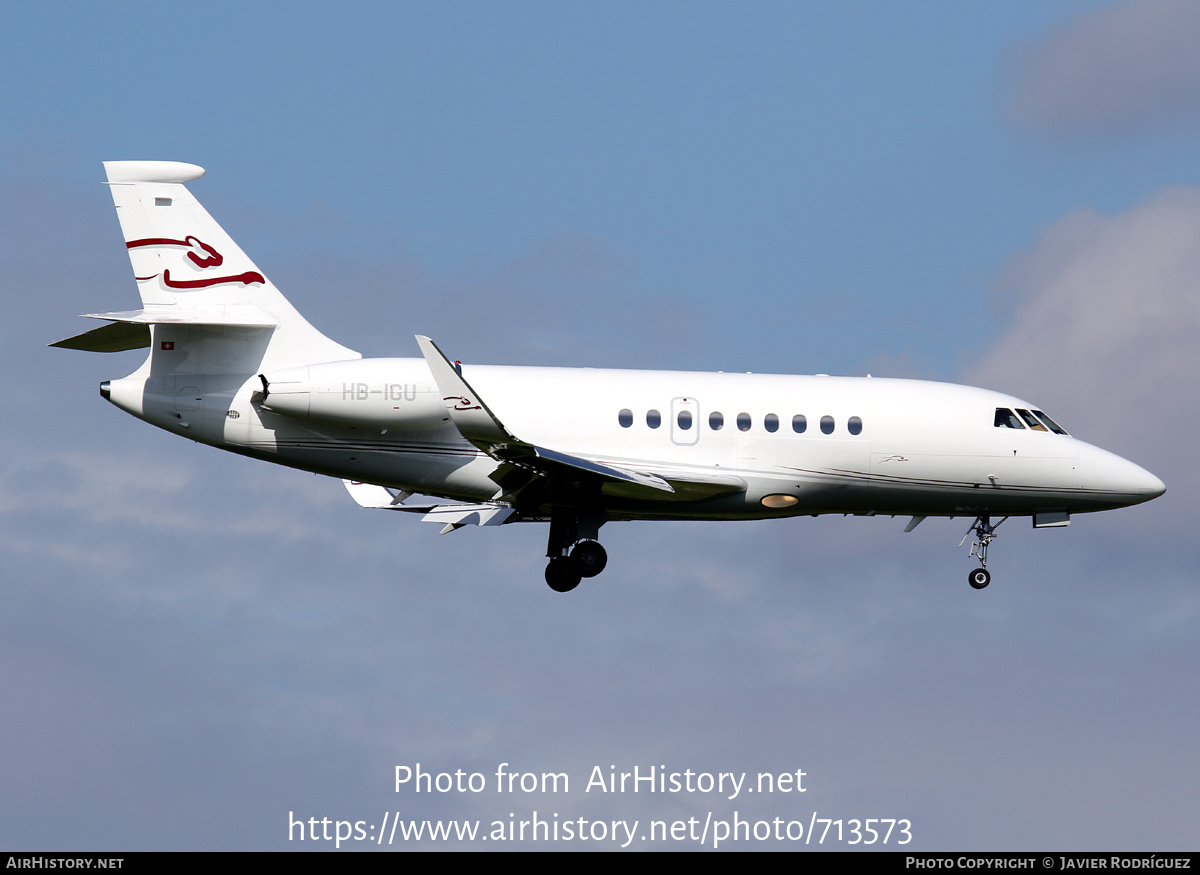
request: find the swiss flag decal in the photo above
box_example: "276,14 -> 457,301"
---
161,341 -> 175,350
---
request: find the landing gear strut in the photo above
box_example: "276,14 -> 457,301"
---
960,515 -> 1006,590
544,507 -> 607,592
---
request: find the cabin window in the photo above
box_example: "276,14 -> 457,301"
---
737,412 -> 752,432
709,411 -> 724,430
618,408 -> 633,428
820,415 -> 835,434
1016,408 -> 1047,431
848,416 -> 862,435
994,408 -> 1024,429
792,414 -> 807,434
677,410 -> 693,430
764,413 -> 779,433
647,409 -> 661,429
1034,410 -> 1068,435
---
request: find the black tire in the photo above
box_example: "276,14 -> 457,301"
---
545,556 -> 582,592
968,568 -> 991,590
570,540 -> 608,578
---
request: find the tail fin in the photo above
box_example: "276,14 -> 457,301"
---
101,161 -> 358,370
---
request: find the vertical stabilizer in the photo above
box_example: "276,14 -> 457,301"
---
102,161 -> 358,371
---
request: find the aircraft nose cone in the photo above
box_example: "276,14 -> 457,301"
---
1142,470 -> 1161,499
1141,469 -> 1167,499
1077,442 -> 1165,506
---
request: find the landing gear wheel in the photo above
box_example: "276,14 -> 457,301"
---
570,540 -> 608,578
545,556 -> 582,593
968,568 -> 991,590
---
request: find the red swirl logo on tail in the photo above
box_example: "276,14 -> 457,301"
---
161,268 -> 266,288
127,236 -> 264,287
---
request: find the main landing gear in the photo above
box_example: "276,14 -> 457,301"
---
544,508 -> 607,593
960,515 -> 1006,590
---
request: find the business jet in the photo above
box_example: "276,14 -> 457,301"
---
53,161 -> 1165,592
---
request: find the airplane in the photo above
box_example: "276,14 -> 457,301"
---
53,161 -> 1166,593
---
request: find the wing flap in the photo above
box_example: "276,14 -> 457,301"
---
652,467 -> 745,497
418,504 -> 516,527
342,479 -> 412,508
531,446 -> 674,492
342,479 -> 515,528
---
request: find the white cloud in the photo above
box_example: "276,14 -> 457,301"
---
966,183 -> 1200,512
1006,0 -> 1200,136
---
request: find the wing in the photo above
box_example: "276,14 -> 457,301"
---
414,335 -> 744,501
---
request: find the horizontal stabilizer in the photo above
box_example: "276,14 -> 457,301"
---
52,306 -> 278,352
81,307 -> 277,327
51,321 -> 150,352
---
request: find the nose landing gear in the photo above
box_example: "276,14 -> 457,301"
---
961,515 -> 1006,590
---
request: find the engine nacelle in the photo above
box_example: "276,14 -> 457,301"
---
260,358 -> 448,430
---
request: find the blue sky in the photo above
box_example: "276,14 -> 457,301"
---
10,1 -> 1172,377
2,0 -> 1199,850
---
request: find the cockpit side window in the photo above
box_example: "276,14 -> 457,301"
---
1033,410 -> 1069,435
994,408 -> 1024,429
1016,408 -> 1047,431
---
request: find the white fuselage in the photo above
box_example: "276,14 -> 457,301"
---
103,353 -> 1165,523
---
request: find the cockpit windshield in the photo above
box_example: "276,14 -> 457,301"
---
994,408 -> 1024,429
994,407 -> 1069,435
1015,408 -> 1047,431
1033,410 -> 1068,435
